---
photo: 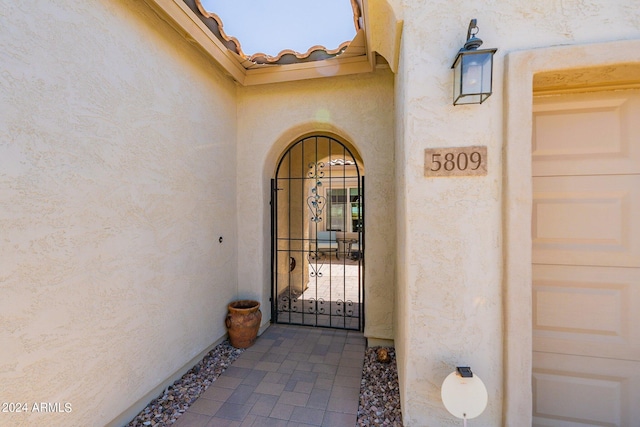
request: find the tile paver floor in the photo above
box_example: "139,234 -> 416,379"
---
173,324 -> 366,427
303,259 -> 361,302
277,256 -> 363,329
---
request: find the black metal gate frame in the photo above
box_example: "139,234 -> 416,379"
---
270,136 -> 364,331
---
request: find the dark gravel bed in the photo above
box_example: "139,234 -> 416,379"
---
357,347 -> 403,426
126,341 -> 244,426
126,341 -> 402,426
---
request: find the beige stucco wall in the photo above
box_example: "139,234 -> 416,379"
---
0,1 -> 238,426
394,0 -> 640,425
236,69 -> 396,342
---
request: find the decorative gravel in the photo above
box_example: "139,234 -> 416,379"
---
126,341 -> 244,427
126,341 -> 402,427
357,347 -> 403,426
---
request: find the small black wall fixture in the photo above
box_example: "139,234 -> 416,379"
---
451,19 -> 497,105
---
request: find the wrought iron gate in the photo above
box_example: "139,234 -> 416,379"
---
271,136 -> 364,330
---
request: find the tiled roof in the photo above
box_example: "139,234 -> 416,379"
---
191,0 -> 363,67
145,0 -> 401,85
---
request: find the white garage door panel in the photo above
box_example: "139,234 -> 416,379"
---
533,90 -> 640,177
533,88 -> 640,427
532,174 -> 640,267
532,352 -> 640,427
533,264 -> 640,361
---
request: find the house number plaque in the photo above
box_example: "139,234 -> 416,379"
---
424,146 -> 487,177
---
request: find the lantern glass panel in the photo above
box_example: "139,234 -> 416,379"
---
453,55 -> 462,103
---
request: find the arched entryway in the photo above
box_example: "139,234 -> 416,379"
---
271,135 -> 364,330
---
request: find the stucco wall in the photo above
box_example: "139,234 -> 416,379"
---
0,1 -> 238,426
394,0 -> 640,425
236,69 -> 395,342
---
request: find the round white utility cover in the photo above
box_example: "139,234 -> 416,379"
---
441,371 -> 488,420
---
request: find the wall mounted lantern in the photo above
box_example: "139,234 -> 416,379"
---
451,19 -> 497,105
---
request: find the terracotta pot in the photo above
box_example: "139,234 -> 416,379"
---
225,300 -> 262,349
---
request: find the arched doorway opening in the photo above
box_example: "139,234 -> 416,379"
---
271,135 -> 364,330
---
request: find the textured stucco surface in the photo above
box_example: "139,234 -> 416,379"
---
0,1 -> 238,425
236,70 -> 396,342
393,1 -> 640,426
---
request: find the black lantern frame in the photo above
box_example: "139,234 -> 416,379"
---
451,19 -> 497,105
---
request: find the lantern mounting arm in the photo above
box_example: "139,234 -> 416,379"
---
462,19 -> 484,52
466,19 -> 478,41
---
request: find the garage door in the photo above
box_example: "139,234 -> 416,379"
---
532,89 -> 640,426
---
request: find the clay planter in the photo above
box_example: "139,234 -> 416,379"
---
225,300 -> 262,349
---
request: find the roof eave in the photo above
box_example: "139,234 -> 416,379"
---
142,0 -> 379,86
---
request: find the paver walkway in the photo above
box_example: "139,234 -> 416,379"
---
303,259 -> 361,302
173,324 -> 366,427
